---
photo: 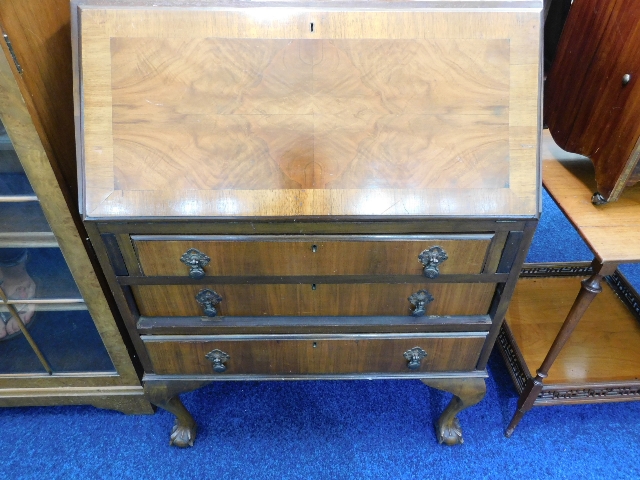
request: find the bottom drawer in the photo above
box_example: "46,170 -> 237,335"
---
142,333 -> 486,375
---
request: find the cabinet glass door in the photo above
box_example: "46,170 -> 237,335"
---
0,120 -> 115,374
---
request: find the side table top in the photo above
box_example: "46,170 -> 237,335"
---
542,130 -> 640,263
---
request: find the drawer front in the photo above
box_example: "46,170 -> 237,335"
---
143,334 -> 486,375
132,283 -> 495,317
132,235 -> 493,277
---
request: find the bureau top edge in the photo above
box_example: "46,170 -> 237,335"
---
73,0 -> 544,12
84,214 -> 540,223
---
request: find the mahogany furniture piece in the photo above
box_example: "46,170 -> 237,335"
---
501,131 -> 640,436
0,3 -> 151,413
544,0 -> 640,204
72,0 -> 543,446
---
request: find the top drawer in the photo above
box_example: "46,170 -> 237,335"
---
132,235 -> 493,277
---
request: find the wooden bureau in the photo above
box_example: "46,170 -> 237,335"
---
71,0 -> 542,446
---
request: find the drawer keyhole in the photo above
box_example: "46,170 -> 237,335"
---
312,284 -> 317,290
311,244 -> 318,253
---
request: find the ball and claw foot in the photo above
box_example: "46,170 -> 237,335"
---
436,416 -> 464,445
591,192 -> 608,205
170,419 -> 196,447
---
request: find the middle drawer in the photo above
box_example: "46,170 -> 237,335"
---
131,282 -> 495,317
131,234 -> 494,277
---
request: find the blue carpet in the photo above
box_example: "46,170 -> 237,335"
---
2,188 -> 640,479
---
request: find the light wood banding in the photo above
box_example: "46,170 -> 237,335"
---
133,235 -> 493,277
143,334 -> 486,375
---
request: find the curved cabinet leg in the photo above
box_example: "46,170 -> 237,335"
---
421,377 -> 486,445
144,380 -> 210,447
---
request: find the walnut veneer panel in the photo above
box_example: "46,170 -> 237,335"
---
111,38 -> 510,191
133,235 -> 493,277
505,276 -> 640,384
132,283 -> 495,317
75,2 -> 541,218
542,131 -> 640,263
143,334 -> 486,375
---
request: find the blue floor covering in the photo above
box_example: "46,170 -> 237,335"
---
2,189 -> 640,479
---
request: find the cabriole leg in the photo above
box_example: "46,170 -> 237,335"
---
144,380 -> 209,447
422,377 -> 487,445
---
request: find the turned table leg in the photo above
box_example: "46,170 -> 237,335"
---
505,260 -> 618,437
144,380 -> 210,447
421,377 -> 487,445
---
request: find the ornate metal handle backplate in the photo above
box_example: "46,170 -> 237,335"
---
180,248 -> 210,279
404,347 -> 427,370
205,349 -> 230,373
195,289 -> 222,317
408,289 -> 434,317
418,246 -> 448,279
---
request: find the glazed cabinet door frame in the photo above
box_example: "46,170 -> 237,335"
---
0,17 -> 151,413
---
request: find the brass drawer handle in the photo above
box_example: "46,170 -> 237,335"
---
205,349 -> 230,373
418,246 -> 448,278
180,248 -> 210,279
408,289 -> 434,317
404,347 -> 427,370
195,289 -> 222,317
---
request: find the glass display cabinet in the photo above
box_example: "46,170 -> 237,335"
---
0,32 -> 151,414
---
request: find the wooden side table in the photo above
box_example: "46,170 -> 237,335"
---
501,130 -> 640,436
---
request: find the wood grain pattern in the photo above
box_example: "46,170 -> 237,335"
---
542,130 -> 640,263
505,276 -> 640,384
545,0 -> 640,202
133,235 -> 492,277
132,282 -> 496,317
75,2 -> 541,218
111,38 -> 509,191
143,334 -> 486,375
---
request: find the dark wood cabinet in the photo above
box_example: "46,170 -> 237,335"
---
72,0 -> 543,446
545,0 -> 640,204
